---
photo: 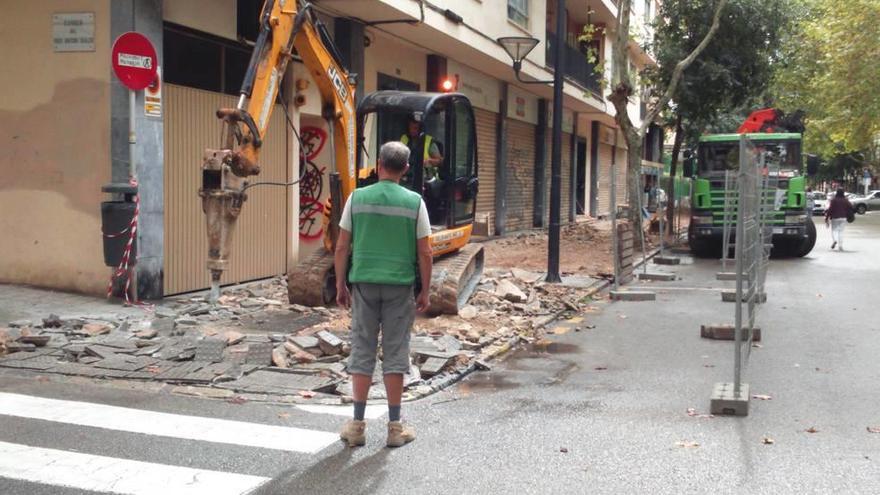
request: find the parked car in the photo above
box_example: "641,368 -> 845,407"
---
810,191 -> 828,215
850,190 -> 880,214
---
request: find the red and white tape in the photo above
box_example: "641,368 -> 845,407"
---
104,178 -> 140,305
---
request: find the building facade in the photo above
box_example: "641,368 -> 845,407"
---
0,0 -> 660,299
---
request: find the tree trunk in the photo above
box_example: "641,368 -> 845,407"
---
666,114 -> 683,235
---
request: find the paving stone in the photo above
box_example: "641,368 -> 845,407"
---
419,357 -> 449,377
150,318 -> 175,333
52,363 -> 107,378
135,328 -> 158,339
6,342 -> 37,353
219,369 -> 338,395
83,345 -> 118,360
288,336 -> 319,349
9,320 -> 32,328
272,346 -> 289,368
240,298 -> 264,309
245,342 -> 273,365
224,331 -> 245,345
135,345 -> 162,357
175,318 -> 199,327
195,338 -> 226,363
17,335 -> 51,347
154,307 -> 178,319
78,356 -> 101,364
171,386 -> 235,399
80,323 -> 112,336
316,331 -> 343,355
93,356 -> 156,372
435,335 -> 461,353
0,355 -> 59,370
155,362 -> 207,381
496,279 -> 527,302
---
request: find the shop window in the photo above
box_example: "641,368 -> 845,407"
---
163,23 -> 251,96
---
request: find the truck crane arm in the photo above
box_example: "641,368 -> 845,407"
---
199,0 -> 356,302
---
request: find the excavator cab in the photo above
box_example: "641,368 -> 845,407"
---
357,92 -> 480,234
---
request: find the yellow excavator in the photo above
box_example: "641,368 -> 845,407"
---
199,1 -> 483,314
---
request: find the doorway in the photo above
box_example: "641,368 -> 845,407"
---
576,139 -> 587,215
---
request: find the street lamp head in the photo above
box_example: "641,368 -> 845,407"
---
497,36 -> 540,66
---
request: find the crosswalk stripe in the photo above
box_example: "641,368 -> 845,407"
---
0,441 -> 269,495
295,403 -> 386,419
0,392 -> 337,454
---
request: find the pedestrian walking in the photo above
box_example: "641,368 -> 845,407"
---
334,141 -> 432,448
825,188 -> 853,251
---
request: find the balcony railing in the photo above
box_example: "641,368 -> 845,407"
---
545,31 -> 601,95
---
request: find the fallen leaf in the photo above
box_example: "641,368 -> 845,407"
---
752,394 -> 773,400
816,293 -> 823,298
703,364 -> 716,368
298,390 -> 316,399
618,314 -> 628,319
867,426 -> 880,434
686,408 -> 714,419
277,412 -> 290,419
762,436 -> 775,445
227,396 -> 248,405
805,426 -> 819,433
560,447 -> 569,453
675,441 -> 700,448
752,343 -> 763,348
594,366 -> 607,371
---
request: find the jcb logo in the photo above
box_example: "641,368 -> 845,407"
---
328,66 -> 348,101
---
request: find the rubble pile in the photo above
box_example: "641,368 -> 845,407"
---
0,260 -> 604,402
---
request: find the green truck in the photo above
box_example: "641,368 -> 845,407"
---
684,132 -> 818,258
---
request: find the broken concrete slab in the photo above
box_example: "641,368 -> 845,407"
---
135,328 -> 158,339
495,279 -> 527,303
194,338 -> 226,363
419,357 -> 450,377
18,335 -> 51,347
8,320 -> 33,328
511,268 -> 544,284
700,324 -> 762,341
316,331 -> 343,356
5,343 -> 37,353
288,335 -> 319,350
79,323 -> 111,337
458,306 -> 478,320
245,341 -> 273,365
638,272 -> 676,282
272,345 -> 289,368
224,330 -> 245,346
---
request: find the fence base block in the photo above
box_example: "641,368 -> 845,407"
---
710,382 -> 750,416
610,290 -> 656,301
716,272 -> 739,281
700,324 -> 762,341
638,272 -> 676,282
721,290 -> 767,303
653,256 -> 681,265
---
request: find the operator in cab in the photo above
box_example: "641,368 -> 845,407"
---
401,114 -> 443,179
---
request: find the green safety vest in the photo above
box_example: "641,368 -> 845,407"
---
349,180 -> 421,285
400,134 -> 432,162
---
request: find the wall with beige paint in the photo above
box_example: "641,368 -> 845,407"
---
0,1 -> 112,295
363,30 -> 427,94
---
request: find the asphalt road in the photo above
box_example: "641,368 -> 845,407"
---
1,213 -> 878,494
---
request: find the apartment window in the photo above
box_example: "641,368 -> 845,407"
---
644,0 -> 652,21
508,0 -> 529,28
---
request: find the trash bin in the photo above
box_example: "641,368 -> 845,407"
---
101,182 -> 139,267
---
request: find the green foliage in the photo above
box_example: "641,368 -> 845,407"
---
773,0 -> 880,164
577,18 -> 606,85
645,0 -> 794,139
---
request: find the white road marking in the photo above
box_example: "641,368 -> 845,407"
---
0,392 -> 337,454
295,404 -> 386,419
0,441 -> 269,495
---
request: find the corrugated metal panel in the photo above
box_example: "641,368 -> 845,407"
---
597,143 -> 613,215
505,118 -> 536,232
164,84 -> 289,295
474,108 -> 497,217
540,131 -> 573,226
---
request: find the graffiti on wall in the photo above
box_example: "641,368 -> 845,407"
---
298,126 -> 327,241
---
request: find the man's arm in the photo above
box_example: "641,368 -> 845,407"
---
335,196 -> 354,308
335,229 -> 352,308
416,237 -> 432,312
415,199 -> 432,312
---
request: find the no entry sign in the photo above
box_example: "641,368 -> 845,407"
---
111,32 -> 157,90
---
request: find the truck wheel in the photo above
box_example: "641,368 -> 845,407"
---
857,204 -> 867,215
795,219 -> 817,257
689,239 -> 716,258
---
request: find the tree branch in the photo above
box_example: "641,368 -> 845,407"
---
640,0 -> 730,136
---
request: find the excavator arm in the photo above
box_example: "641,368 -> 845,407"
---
199,0 -> 356,302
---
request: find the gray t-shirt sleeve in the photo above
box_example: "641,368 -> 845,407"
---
417,199 -> 431,239
339,195 -> 353,232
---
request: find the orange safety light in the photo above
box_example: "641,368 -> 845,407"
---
440,78 -> 455,92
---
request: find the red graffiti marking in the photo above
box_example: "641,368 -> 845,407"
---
299,126 -> 328,240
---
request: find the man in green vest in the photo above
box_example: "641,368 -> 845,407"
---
334,140 -> 432,448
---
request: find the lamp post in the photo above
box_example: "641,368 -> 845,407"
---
497,0 -> 566,283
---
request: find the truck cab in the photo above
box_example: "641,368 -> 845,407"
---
686,132 -> 816,257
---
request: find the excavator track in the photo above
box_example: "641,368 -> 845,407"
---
428,244 -> 484,315
287,249 -> 336,307
288,244 -> 485,315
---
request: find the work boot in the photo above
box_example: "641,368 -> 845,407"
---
340,419 -> 366,447
386,421 -> 415,448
